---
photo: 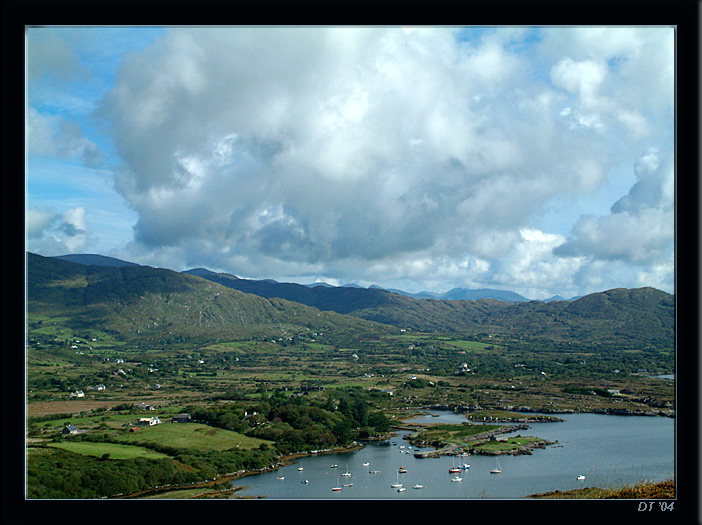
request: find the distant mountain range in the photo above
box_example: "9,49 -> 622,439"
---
33,253 -> 675,348
52,253 -> 576,302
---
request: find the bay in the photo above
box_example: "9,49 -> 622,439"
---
228,410 -> 674,499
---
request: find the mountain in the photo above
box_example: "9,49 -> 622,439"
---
181,267 -> 673,346
437,288 -> 529,302
28,253 -> 392,344
56,254 -> 534,303
371,285 -> 530,301
55,253 -> 140,267
43,253 -> 675,347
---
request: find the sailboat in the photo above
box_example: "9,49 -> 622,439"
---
332,476 -> 342,491
390,471 -> 403,488
342,464 -> 351,477
490,457 -> 502,474
448,457 -> 461,473
577,474 -> 586,480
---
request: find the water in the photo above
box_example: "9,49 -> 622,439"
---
228,410 -> 674,499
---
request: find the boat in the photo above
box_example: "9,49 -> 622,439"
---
277,476 -> 285,480
298,467 -> 304,471
331,464 -> 338,468
369,470 -> 381,474
342,464 -> 351,476
451,476 -> 463,482
448,457 -> 461,473
301,479 -> 309,484
413,484 -> 424,489
397,487 -> 407,492
398,466 -> 407,473
332,476 -> 342,491
362,462 -> 370,466
490,457 -> 502,474
461,463 -> 470,469
577,475 -> 586,480
390,472 -> 403,488
343,483 -> 353,487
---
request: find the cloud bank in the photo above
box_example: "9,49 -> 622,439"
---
32,27 -> 674,299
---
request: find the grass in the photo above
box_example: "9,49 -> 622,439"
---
114,422 -> 272,452
48,441 -> 169,460
529,479 -> 675,499
446,339 -> 504,352
408,422 -> 499,447
471,435 -> 544,453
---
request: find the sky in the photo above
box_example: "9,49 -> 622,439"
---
26,26 -> 675,300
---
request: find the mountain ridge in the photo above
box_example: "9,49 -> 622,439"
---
35,252 -> 675,348
51,253 -> 585,303
28,253 -> 393,343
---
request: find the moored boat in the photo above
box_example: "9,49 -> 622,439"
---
490,457 -> 502,474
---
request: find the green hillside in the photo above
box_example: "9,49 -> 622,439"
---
189,266 -> 674,347
28,252 -> 675,349
26,252 -> 394,344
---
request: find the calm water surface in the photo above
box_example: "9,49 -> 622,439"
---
229,410 -> 674,499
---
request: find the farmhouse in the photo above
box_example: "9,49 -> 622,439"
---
138,417 -> 161,426
61,424 -> 78,435
171,414 -> 192,423
137,402 -> 154,411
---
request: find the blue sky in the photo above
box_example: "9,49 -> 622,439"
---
26,26 -> 675,299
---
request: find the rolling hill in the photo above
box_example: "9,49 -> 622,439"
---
38,253 -> 675,348
27,253 -> 394,343
180,266 -> 674,347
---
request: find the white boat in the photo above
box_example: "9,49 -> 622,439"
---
451,476 -> 463,482
362,462 -> 370,466
413,484 -> 424,489
343,483 -> 353,487
577,475 -> 586,480
277,476 -> 285,480
461,463 -> 470,469
342,464 -> 351,476
490,457 -> 502,474
301,479 -> 309,484
390,472 -> 403,488
397,487 -> 407,492
298,467 -> 304,471
369,470 -> 381,474
398,466 -> 407,473
331,464 -> 338,468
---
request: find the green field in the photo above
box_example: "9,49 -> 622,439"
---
445,339 -> 504,351
471,435 -> 544,453
114,422 -> 272,451
48,441 -> 169,460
